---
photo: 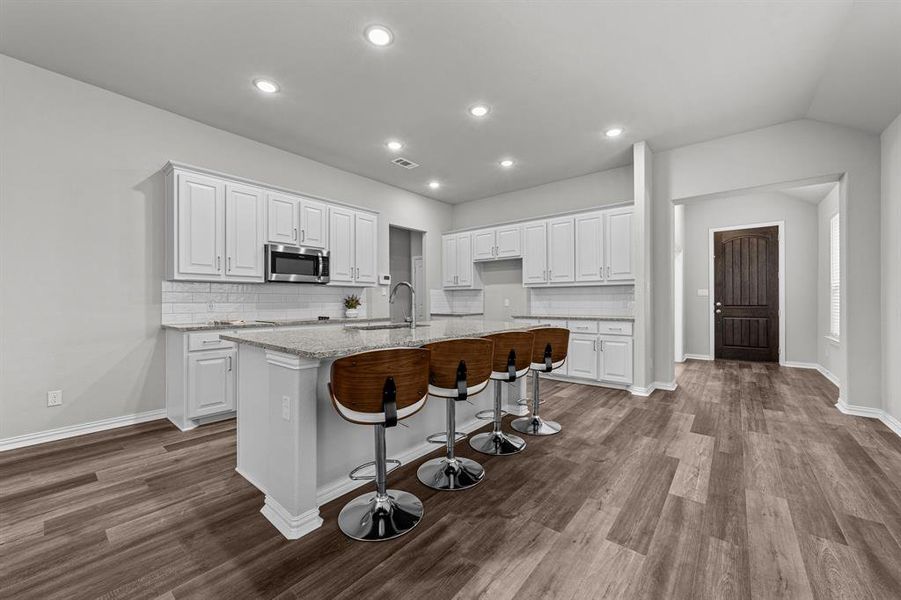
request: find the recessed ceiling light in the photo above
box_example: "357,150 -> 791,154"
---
605,127 -> 624,138
469,104 -> 490,118
365,25 -> 393,47
253,79 -> 280,94
386,140 -> 403,151
499,159 -> 515,168
428,181 -> 441,190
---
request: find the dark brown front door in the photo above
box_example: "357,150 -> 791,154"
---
714,226 -> 779,362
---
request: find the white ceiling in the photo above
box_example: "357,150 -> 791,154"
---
1,1 -> 899,203
779,182 -> 838,204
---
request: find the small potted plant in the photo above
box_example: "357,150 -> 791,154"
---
343,294 -> 362,318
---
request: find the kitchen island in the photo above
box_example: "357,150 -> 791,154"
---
221,319 -> 530,539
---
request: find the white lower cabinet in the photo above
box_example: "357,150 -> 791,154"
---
187,348 -> 236,418
567,333 -> 599,379
599,336 -> 633,384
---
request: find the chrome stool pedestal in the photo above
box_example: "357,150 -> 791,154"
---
418,398 -> 485,490
511,371 -> 561,436
511,327 -> 569,437
469,380 -> 526,455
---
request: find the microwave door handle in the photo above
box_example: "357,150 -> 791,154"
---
318,255 -> 324,280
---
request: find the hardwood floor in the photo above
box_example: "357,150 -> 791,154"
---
3,360 -> 901,599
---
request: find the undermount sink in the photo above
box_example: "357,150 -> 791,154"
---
346,323 -> 430,331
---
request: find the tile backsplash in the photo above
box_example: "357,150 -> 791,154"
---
528,285 -> 634,316
430,289 -> 484,314
161,281 -> 365,325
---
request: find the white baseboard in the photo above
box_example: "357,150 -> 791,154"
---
683,354 -> 713,361
781,361 -> 840,388
629,380 -> 678,397
0,409 -> 167,452
835,398 -> 901,439
261,496 -> 323,540
315,415 -> 487,506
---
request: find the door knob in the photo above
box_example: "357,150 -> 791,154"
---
715,309 -> 722,314
715,301 -> 722,307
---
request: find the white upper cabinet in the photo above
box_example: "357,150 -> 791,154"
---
299,198 -> 328,249
267,192 -> 299,245
522,221 -> 548,285
225,183 -> 265,280
354,211 -> 378,284
472,228 -> 496,261
176,172 -> 224,277
495,224 -> 522,258
327,205 -> 378,286
442,232 -> 477,288
472,224 -> 521,261
575,212 -> 603,282
547,217 -> 575,283
605,208 -> 634,281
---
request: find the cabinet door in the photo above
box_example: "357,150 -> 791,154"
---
300,198 -> 328,249
599,336 -> 633,384
225,184 -> 265,280
472,229 -> 496,261
456,232 -> 473,287
567,333 -> 598,379
575,212 -> 604,282
547,217 -> 575,283
177,172 -> 224,277
267,192 -> 299,245
605,209 -> 634,281
442,235 -> 458,287
354,212 -> 378,284
328,206 -> 355,283
495,224 -> 522,258
187,349 -> 236,418
522,221 -> 548,285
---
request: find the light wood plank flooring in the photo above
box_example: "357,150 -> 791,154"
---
3,360 -> 901,599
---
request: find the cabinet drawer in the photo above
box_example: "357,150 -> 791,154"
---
567,320 -> 599,334
188,331 -> 236,351
597,321 -> 632,336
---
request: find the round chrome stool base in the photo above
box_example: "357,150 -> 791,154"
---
417,456 -> 485,491
337,490 -> 423,541
469,430 -> 526,455
511,415 -> 562,436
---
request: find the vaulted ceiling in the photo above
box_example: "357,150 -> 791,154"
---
2,1 -> 899,203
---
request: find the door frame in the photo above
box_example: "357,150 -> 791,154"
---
707,221 -> 785,364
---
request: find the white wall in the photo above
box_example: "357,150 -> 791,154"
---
451,166 -> 633,229
681,192 -> 818,363
882,113 -> 901,424
0,56 -> 453,440
817,186 -> 844,383
653,119 -> 882,409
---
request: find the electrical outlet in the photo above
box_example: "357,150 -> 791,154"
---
47,390 -> 63,407
281,396 -> 291,421
504,298 -> 511,307
208,301 -> 215,311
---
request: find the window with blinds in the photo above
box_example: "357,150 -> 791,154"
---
830,213 -> 840,338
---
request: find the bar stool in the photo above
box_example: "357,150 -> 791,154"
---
417,338 -> 494,491
469,331 -> 535,456
512,327 -> 570,436
328,347 -> 430,541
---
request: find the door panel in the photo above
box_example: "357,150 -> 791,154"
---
177,173 -> 223,276
187,349 -> 236,418
522,221 -> 548,284
472,229 -> 496,261
267,193 -> 298,245
567,334 -> 598,379
575,212 -> 603,282
495,225 -> 522,258
714,226 -> 779,361
225,184 -> 264,280
328,206 -> 354,283
456,232 -> 473,286
547,217 -> 575,283
599,337 -> 633,384
354,212 -> 378,284
442,235 -> 458,287
605,209 -> 634,281
300,199 -> 328,248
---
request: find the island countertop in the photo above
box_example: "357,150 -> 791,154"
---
220,319 -> 530,359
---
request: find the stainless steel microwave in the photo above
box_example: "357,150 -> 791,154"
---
265,244 -> 330,283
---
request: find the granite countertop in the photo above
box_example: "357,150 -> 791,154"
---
161,317 -> 390,332
511,314 -> 634,322
221,319 -> 530,359
431,312 -> 485,317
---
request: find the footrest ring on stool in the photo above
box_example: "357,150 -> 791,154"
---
426,431 -> 467,445
349,458 -> 401,481
516,398 -> 545,406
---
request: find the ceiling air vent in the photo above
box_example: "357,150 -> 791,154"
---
391,157 -> 419,169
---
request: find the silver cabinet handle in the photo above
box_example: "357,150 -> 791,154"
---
227,355 -> 233,371
201,339 -> 219,345
302,229 -> 306,242
216,255 -> 221,271
548,269 -> 552,279
227,257 -> 232,271
600,341 -> 605,352
293,227 -> 297,241
593,339 -> 597,351
607,266 -> 611,278
600,267 -> 603,278
609,327 -> 622,331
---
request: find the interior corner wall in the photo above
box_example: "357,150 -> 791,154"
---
882,113 -> 901,423
653,119 -> 881,409
0,55 -> 453,440
681,192 -> 818,363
